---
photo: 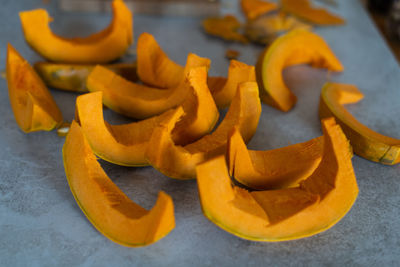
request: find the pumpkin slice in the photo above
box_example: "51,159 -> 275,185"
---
209,60 -> 256,109
202,15 -> 248,43
63,121 -> 175,246
228,127 -> 324,190
256,29 -> 343,112
196,118 -> 358,241
135,33 -> 254,108
146,82 -> 261,180
75,92 -> 182,166
137,33 -> 184,89
241,0 -> 278,20
87,53 -> 210,119
76,67 -> 218,166
6,44 -> 63,133
34,62 -> 137,92
319,82 -> 400,165
20,0 -> 133,63
281,0 -> 345,26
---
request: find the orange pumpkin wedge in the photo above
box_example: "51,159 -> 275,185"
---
136,33 -> 255,108
63,120 -> 175,247
34,62 -> 137,92
319,82 -> 400,165
146,82 -> 261,180
228,127 -> 323,190
75,91 -> 182,167
87,53 -> 210,119
76,67 -> 218,166
137,33 -> 184,89
281,0 -> 345,26
256,29 -> 343,112
209,60 -> 256,109
241,0 -> 278,20
6,44 -> 63,133
196,118 -> 358,241
20,0 -> 133,63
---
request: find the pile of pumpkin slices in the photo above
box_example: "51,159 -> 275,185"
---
6,0 -> 399,247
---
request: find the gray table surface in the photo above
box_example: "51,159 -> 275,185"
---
1,0 -> 399,266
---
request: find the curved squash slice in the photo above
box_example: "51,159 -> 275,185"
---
282,0 -> 345,26
75,92 -> 182,166
241,0 -> 278,20
196,118 -> 358,242
34,62 -> 137,92
135,32 -> 254,108
76,67 -> 218,166
228,128 -> 323,190
209,60 -> 256,109
87,53 -> 210,119
319,82 -> 400,165
146,82 -> 261,180
6,44 -> 63,133
20,0 -> 133,63
63,121 -> 175,247
137,33 -> 184,89
256,29 -> 343,112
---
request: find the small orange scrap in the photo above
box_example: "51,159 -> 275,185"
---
241,0 -> 278,20
202,15 -> 248,43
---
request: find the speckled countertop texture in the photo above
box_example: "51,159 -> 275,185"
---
0,0 -> 399,266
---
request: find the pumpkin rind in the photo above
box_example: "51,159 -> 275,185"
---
196,118 -> 358,241
146,82 -> 261,179
63,121 -> 175,247
34,62 -> 137,92
319,82 -> 400,165
228,127 -> 323,190
6,44 -> 63,133
256,29 -> 343,112
281,0 -> 345,26
19,0 -> 133,63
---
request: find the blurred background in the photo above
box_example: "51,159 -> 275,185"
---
362,0 -> 400,61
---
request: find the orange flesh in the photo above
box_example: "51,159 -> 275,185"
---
19,0 -> 133,63
63,121 -> 175,247
228,127 -> 324,190
196,118 -> 358,241
145,82 -> 262,179
137,32 -> 184,89
320,82 -> 400,165
256,29 -> 343,112
282,0 -> 345,25
6,44 -> 63,132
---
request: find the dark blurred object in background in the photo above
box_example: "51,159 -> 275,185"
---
368,0 -> 394,14
388,0 -> 400,40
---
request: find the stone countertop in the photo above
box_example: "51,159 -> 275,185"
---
0,0 -> 399,266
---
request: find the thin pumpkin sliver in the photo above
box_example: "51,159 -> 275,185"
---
6,44 -> 63,133
281,0 -> 345,26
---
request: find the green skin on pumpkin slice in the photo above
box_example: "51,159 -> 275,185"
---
319,82 -> 400,165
